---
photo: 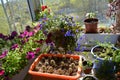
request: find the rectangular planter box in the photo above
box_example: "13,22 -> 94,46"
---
77,33 -> 120,50
11,57 -> 36,80
28,54 -> 82,80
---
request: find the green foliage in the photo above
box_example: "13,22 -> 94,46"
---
85,12 -> 96,19
112,49 -> 120,72
94,60 -> 115,80
2,50 -> 25,77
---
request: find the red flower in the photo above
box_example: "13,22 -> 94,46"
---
35,48 -> 41,54
41,5 -> 48,11
0,69 -> 4,76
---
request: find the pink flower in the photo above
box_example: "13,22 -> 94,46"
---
26,51 -> 35,60
0,69 -> 4,76
11,44 -> 19,50
28,32 -> 34,37
0,50 -> 8,59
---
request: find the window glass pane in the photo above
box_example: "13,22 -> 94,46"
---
0,0 -> 32,34
0,0 -> 9,34
42,0 -> 109,26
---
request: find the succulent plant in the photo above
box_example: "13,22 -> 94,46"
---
71,63 -> 76,68
68,68 -> 73,74
47,66 -> 54,73
50,59 -> 56,66
41,65 -> 47,73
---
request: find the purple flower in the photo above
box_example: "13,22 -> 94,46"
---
0,69 -> 4,76
11,31 -> 18,37
25,25 -> 31,32
11,44 -> 19,50
67,51 -> 72,54
65,30 -> 75,37
26,51 -> 35,60
0,50 -> 8,59
75,44 -> 81,51
0,33 -> 5,39
23,30 -> 29,37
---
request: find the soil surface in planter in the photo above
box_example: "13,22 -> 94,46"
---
33,55 -> 79,76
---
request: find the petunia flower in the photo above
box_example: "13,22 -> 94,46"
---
11,31 -> 18,37
0,50 -> 8,59
35,39 -> 44,44
35,48 -> 41,54
0,33 -> 5,39
26,51 -> 35,60
28,32 -> 34,37
25,25 -> 31,32
0,69 -> 5,76
11,44 -> 19,50
41,5 -> 48,11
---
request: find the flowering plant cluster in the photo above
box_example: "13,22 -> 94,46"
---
0,25 -> 48,79
38,12 -> 82,53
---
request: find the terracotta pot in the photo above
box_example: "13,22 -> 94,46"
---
28,54 -> 82,80
84,18 -> 98,33
84,68 -> 92,74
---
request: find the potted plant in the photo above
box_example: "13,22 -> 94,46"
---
92,59 -> 116,80
28,54 -> 82,80
39,15 -> 81,53
91,42 -> 118,60
82,59 -> 93,74
112,49 -> 120,79
91,43 -> 118,80
82,75 -> 97,80
84,12 -> 98,33
0,25 -> 49,80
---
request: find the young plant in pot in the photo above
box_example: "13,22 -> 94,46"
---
91,43 -> 118,80
91,42 -> 118,60
93,59 -> 116,80
84,12 -> 98,33
81,56 -> 93,74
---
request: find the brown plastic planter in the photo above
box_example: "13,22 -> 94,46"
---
28,54 -> 82,80
84,18 -> 98,33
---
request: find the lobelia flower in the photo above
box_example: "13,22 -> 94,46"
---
11,44 -> 19,50
26,51 -> 35,60
64,30 -> 75,37
0,50 -> 8,59
0,69 -> 5,76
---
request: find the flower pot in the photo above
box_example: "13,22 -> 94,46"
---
83,68 -> 92,74
91,45 -> 118,60
82,75 -> 97,80
92,59 -> 115,80
84,18 -> 98,33
28,54 -> 82,80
